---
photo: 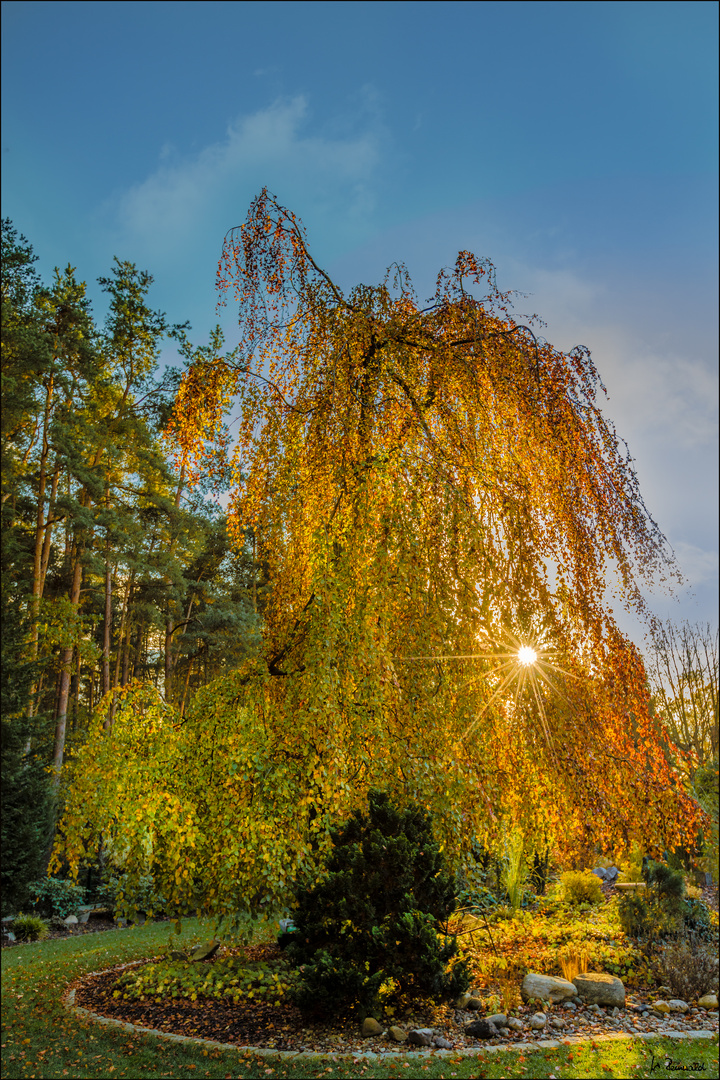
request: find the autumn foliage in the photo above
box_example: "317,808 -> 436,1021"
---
53,190 -> 705,919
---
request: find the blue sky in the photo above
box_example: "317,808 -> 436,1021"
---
2,0 -> 717,645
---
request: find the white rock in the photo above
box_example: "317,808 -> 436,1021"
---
521,972 -> 577,1004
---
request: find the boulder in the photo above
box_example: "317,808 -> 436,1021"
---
190,940 -> 220,962
652,1000 -> 671,1014
592,868 -> 607,880
408,1029 -> 432,1046
605,865 -> 619,882
63,915 -> 78,925
668,999 -> 689,1013
169,950 -> 189,961
454,992 -> 473,1009
521,972 -> 577,1004
698,993 -> 718,1010
466,997 -> 483,1010
433,1036 -> 452,1049
464,1019 -> 497,1039
388,1026 -> 407,1042
530,1012 -> 547,1030
362,1017 -> 382,1037
573,972 -> 625,1008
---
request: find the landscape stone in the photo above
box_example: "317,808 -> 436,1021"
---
433,1036 -> 453,1049
521,972 -> 577,1003
190,940 -> 220,962
388,1026 -> 407,1042
169,950 -> 189,961
63,915 -> 78,925
4,931 -> 16,942
573,972 -> 625,1008
652,1000 -> 671,1013
605,865 -> 619,882
464,1019 -> 497,1039
362,1017 -> 382,1037
506,1017 -> 523,1031
454,992 -> 472,1009
530,1012 -> 547,1030
698,993 -> 718,1010
466,997 -> 483,1010
592,868 -> 607,880
407,1029 -> 432,1046
79,912 -> 90,923
485,1013 -> 507,1026
668,999 -> 689,1013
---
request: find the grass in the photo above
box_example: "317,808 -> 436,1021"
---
1,919 -> 717,1079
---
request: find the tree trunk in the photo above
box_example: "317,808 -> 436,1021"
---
102,539 -> 112,698
51,553 -> 82,789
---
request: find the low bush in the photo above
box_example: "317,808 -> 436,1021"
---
559,870 -> 604,906
648,934 -> 719,1002
28,876 -> 86,919
113,954 -> 296,1004
12,913 -> 49,942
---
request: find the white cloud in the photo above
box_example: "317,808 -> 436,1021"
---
107,96 -> 382,265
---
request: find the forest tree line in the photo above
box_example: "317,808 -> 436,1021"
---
1,219 -> 266,908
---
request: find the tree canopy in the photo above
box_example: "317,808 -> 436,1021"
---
52,191 -> 705,921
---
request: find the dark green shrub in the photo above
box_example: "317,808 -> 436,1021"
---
618,859 -> 686,939
28,876 -> 86,919
12,913 -> 49,942
288,790 -> 469,1016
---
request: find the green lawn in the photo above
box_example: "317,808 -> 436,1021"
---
1,920 -> 717,1079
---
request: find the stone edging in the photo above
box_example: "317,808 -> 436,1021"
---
63,985 -> 718,1062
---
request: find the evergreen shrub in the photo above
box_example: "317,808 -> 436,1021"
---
287,789 -> 469,1016
28,876 -> 87,919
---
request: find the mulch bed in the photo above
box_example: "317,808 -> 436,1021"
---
72,943 -> 418,1054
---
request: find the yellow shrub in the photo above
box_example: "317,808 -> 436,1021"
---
560,870 -> 604,906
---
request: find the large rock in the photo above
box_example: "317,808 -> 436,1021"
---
465,1019 -> 498,1039
573,972 -> 625,1008
63,915 -> 78,925
407,1029 -> 432,1046
485,1013 -> 507,1026
698,993 -> 718,1010
521,972 -> 577,1004
668,999 -> 689,1013
454,992 -> 473,1009
388,1026 -> 407,1042
362,1017 -> 382,1037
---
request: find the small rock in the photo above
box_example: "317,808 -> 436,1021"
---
530,1012 -> 547,1030
698,993 -> 718,1010
657,986 -> 671,996
408,1029 -> 432,1046
564,1002 -> 577,1011
522,972 -> 577,1004
455,992 -> 473,1009
79,912 -> 90,924
465,1019 -> 498,1039
550,1017 -> 566,1029
485,1013 -> 507,1026
506,1017 -> 523,1032
652,1000 -> 671,1014
433,1036 -> 453,1049
362,1017 -> 383,1037
668,999 -> 689,1013
190,940 -> 220,962
388,1026 -> 407,1042
466,996 -> 484,1010
63,915 -> 78,925
611,1006 -> 620,1017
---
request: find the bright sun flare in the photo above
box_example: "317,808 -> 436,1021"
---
517,646 -> 538,666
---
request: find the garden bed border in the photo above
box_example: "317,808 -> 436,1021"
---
63,985 -> 718,1062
